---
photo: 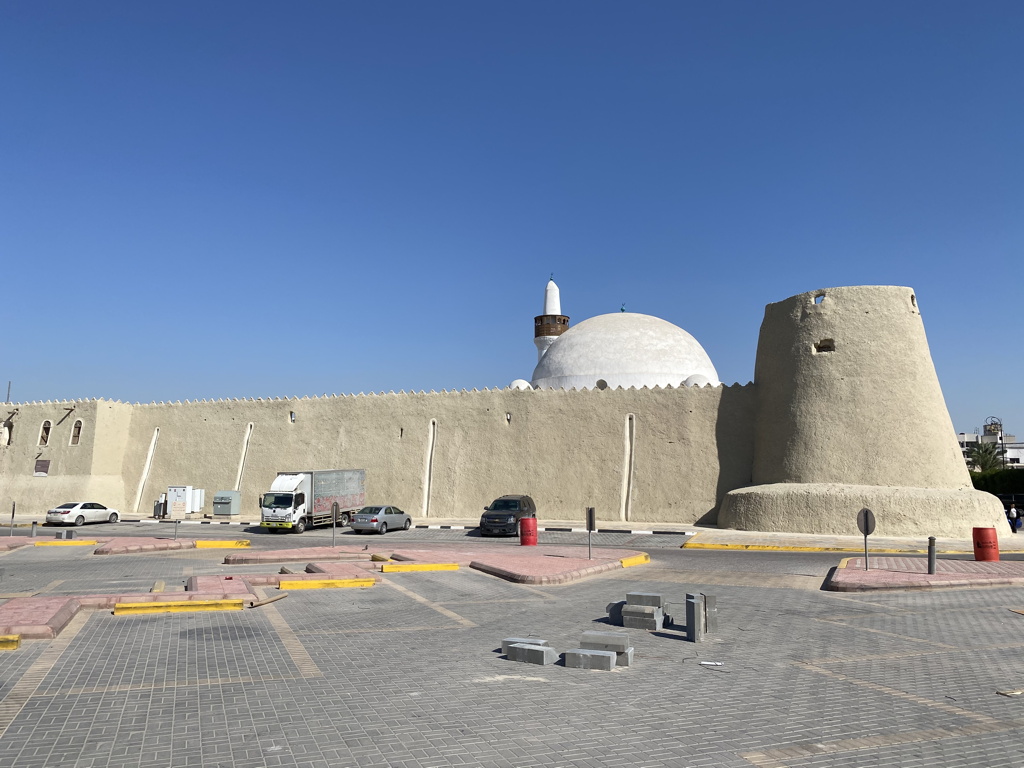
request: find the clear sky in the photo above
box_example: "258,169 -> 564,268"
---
2,2 -> 1021,435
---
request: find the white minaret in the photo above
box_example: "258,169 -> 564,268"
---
534,277 -> 569,362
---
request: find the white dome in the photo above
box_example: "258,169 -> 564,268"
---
530,312 -> 720,390
508,379 -> 533,390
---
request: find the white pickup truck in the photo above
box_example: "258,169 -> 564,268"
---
259,469 -> 365,534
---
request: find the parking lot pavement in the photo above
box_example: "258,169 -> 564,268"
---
2,538 -> 1024,767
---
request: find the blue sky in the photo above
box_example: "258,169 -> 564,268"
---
2,1 -> 1021,435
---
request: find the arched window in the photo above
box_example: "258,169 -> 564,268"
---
38,420 -> 51,446
70,420 -> 83,446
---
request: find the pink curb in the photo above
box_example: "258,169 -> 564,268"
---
827,556 -> 1024,591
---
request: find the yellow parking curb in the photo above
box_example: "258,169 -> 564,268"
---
114,600 -> 245,615
620,553 -> 650,567
370,553 -> 391,562
381,563 -> 459,573
0,635 -> 21,650
35,540 -> 98,546
279,579 -> 376,590
194,540 -> 251,548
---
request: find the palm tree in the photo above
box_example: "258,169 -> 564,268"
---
966,442 -> 1005,472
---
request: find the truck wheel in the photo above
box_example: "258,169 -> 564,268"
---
378,523 -> 387,535
340,512 -> 350,526
293,519 -> 306,534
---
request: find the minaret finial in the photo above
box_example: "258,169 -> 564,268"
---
550,272 -> 554,281
620,303 -> 626,313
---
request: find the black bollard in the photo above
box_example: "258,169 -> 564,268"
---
928,536 -> 936,575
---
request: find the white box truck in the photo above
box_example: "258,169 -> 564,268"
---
259,470 -> 366,533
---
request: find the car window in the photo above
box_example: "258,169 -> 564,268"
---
58,503 -> 77,509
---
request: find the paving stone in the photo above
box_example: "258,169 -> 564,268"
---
621,604 -> 664,630
506,642 -> 557,665
563,648 -> 617,670
579,630 -> 630,653
500,637 -> 550,655
625,591 -> 665,607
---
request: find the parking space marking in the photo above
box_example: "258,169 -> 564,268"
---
741,721 -> 1015,768
32,674 -> 310,698
251,587 -> 323,678
812,616 -> 958,649
382,578 -> 477,628
0,609 -> 89,740
613,566 -> 823,590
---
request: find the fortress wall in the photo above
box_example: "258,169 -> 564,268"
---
0,400 -> 132,515
2,385 -> 753,524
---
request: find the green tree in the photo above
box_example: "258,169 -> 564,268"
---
966,442 -> 1005,473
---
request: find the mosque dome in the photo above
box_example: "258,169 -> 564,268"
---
530,312 -> 720,390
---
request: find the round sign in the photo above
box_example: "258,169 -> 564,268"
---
857,507 -> 876,536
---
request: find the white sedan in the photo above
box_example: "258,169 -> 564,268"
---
45,502 -> 120,526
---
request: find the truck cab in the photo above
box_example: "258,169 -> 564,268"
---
260,473 -> 311,532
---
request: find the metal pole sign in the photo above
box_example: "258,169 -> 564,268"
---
857,507 -> 875,571
586,507 -> 596,560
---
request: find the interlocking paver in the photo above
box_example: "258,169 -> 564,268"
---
2,531 -> 1024,767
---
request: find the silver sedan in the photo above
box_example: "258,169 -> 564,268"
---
350,505 -> 411,535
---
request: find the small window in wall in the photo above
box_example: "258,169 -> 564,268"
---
813,339 -> 836,354
1,422 -> 11,446
70,420 -> 83,446
813,293 -> 825,305
38,420 -> 51,446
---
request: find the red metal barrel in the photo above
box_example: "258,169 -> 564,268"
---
972,527 -> 999,561
519,516 -> 538,546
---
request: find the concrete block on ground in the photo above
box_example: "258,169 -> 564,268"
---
626,592 -> 664,608
622,604 -> 664,631
564,648 -> 616,671
705,594 -> 718,634
606,600 -> 625,625
616,647 -> 634,667
686,593 -> 706,642
579,630 -> 630,653
501,637 -> 550,656
507,643 -> 557,665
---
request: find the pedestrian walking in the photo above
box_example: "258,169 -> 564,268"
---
1008,503 -> 1019,534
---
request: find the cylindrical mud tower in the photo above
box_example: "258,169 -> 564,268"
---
718,286 -> 1004,537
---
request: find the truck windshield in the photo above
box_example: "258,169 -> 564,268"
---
262,493 -> 294,509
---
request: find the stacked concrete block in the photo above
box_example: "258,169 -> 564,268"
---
506,642 -> 557,665
626,591 -> 678,628
608,593 -> 674,630
563,648 -> 616,670
579,630 -> 634,667
501,637 -> 550,656
622,604 -> 664,631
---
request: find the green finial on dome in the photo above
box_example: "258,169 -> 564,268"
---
620,303 -> 626,313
